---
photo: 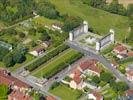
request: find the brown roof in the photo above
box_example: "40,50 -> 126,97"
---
8,90 -> 33,100
73,75 -> 81,84
128,51 -> 133,57
124,90 -> 133,96
35,48 -> 44,53
126,70 -> 133,76
72,69 -> 81,77
91,91 -> 103,100
113,44 -> 127,52
80,59 -> 101,73
46,96 -> 56,100
0,68 -> 31,88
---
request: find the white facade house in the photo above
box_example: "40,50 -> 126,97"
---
96,29 -> 115,51
69,21 -> 89,41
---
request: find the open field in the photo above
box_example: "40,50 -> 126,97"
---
32,49 -> 81,78
106,0 -> 133,7
50,0 -> 129,41
49,84 -> 83,100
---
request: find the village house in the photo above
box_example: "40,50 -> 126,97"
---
88,91 -> 103,100
126,64 -> 133,82
8,90 -> 33,100
0,68 -> 32,91
46,96 -> 56,100
69,59 -> 101,90
113,44 -> 128,59
78,59 -> 101,76
127,51 -> 133,57
29,48 -> 45,57
69,68 -> 84,89
124,89 -> 133,97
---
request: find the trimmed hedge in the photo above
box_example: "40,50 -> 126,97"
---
43,53 -> 83,79
25,44 -> 69,71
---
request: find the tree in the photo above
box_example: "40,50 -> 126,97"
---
62,16 -> 82,32
83,0 -> 106,8
13,50 -> 26,63
3,53 -> 15,67
111,81 -> 129,92
92,75 -> 100,84
128,16 -> 133,42
39,30 -> 51,41
100,72 -> 114,83
36,1 -> 59,19
127,4 -> 133,16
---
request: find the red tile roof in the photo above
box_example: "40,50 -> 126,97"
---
46,96 -> 56,100
73,75 -> 81,84
113,44 -> 127,53
80,59 -> 101,74
72,69 -> 81,77
8,90 -> 33,100
91,91 -> 103,100
0,68 -> 31,88
124,90 -> 133,96
128,51 -> 133,57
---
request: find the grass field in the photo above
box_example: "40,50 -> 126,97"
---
49,84 -> 83,100
50,0 -> 129,41
32,49 -> 80,78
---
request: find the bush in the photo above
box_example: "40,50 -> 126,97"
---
50,82 -> 60,90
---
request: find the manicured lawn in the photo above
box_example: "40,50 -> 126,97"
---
49,84 -> 83,100
32,49 -> 81,78
50,0 -> 129,41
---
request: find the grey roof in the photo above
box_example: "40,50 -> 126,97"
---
127,64 -> 133,70
0,41 -> 12,50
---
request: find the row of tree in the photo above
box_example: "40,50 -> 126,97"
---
83,0 -> 132,16
0,0 -> 59,23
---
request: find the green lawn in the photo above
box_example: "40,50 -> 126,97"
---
32,16 -> 61,27
49,84 -> 83,100
0,84 -> 8,100
32,49 -> 80,78
50,0 -> 129,41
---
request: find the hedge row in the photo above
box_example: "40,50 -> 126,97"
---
25,44 -> 69,71
118,57 -> 133,64
43,53 -> 83,79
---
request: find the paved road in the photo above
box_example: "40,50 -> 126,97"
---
67,41 -> 133,89
11,73 -> 61,100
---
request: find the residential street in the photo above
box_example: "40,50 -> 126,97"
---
67,41 -> 133,89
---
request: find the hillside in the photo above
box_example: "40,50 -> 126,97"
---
50,0 -> 129,41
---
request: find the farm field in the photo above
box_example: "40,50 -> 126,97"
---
49,84 -> 83,100
50,0 -> 129,41
32,49 -> 81,78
